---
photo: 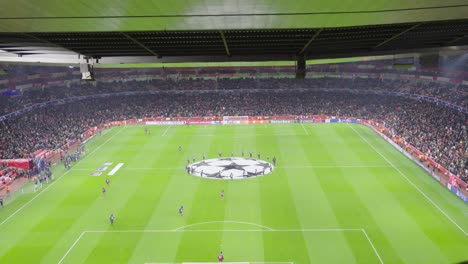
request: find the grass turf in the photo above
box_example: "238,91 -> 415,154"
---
0,124 -> 466,264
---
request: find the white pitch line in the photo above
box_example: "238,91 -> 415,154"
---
72,167 -> 184,171
108,162 -> 124,176
348,124 -> 467,236
361,229 -> 384,264
251,262 -> 294,264
84,228 -> 361,233
144,262 -> 177,264
72,165 -> 391,171
0,126 -> 126,227
177,134 -> 300,137
174,220 -> 274,231
144,261 -> 294,264
300,123 -> 309,135
184,263 -> 249,264
280,165 -> 391,169
88,229 -> 276,233
145,262 -> 292,264
59,228 -> 363,263
57,231 -> 87,264
161,126 -> 171,136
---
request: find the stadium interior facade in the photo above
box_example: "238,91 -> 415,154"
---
0,1 -> 467,264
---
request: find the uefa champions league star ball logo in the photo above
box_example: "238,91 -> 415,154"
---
188,157 -> 274,180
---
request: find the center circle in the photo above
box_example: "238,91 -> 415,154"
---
188,157 -> 274,180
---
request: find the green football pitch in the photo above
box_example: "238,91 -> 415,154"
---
0,124 -> 466,264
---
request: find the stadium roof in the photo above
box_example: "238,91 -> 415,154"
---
0,1 -> 467,65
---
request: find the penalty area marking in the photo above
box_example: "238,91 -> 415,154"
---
361,229 -> 384,264
348,124 -> 467,236
300,123 -> 309,135
182,133 -> 302,137
173,220 -> 274,231
252,263 -> 294,264
0,126 -> 127,227
58,228 -> 383,264
161,126 -> 171,136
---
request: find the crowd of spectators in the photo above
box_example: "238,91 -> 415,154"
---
0,88 -> 466,182
217,78 -> 468,107
0,163 -> 20,192
0,77 -> 466,116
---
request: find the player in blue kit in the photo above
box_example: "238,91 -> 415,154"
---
109,214 -> 115,225
179,205 -> 184,216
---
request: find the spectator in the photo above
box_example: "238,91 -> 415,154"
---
0,82 -> 466,183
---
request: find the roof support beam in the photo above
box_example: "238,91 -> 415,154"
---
19,33 -> 80,55
120,32 -> 159,57
1,45 -> 466,65
21,33 -> 61,47
0,48 -> 21,57
299,28 -> 323,55
219,31 -> 231,57
445,34 -> 468,45
373,23 -> 423,49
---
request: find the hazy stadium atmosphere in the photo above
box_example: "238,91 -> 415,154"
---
0,1 -> 467,264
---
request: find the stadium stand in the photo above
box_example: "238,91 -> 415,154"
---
0,77 -> 466,116
0,87 -> 466,183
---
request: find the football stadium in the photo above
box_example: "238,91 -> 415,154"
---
0,1 -> 467,264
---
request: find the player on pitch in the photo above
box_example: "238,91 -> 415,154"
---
109,214 -> 115,225
218,251 -> 224,262
179,205 -> 184,216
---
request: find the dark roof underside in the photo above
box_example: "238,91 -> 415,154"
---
0,19 -> 467,62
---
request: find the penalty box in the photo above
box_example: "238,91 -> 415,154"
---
58,229 -> 383,264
